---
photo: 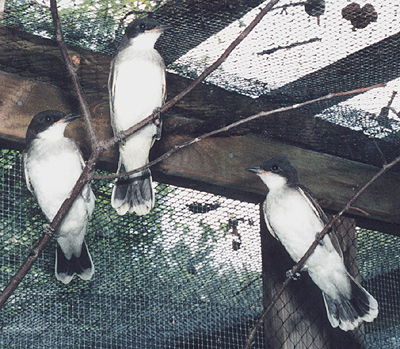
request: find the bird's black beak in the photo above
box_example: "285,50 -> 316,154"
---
148,24 -> 172,34
246,166 -> 261,174
63,114 -> 81,123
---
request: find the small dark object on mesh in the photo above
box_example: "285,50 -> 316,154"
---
305,0 -> 325,17
258,37 -> 321,55
187,202 -> 220,213
304,0 -> 325,25
342,2 -> 378,30
232,239 -> 241,251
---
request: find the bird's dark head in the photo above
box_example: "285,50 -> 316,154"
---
247,156 -> 300,189
125,18 -> 170,40
26,110 -> 80,145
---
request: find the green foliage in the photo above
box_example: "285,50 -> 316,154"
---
0,149 -> 263,345
4,0 -> 164,54
357,227 -> 400,280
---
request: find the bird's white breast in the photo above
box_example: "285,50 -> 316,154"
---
265,187 -> 327,262
111,46 -> 165,132
25,138 -> 88,220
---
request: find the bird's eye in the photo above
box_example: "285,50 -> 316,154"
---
271,165 -> 279,171
139,23 -> 146,31
45,116 -> 52,123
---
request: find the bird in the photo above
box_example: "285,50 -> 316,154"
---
108,17 -> 169,216
23,110 -> 95,284
247,156 -> 378,331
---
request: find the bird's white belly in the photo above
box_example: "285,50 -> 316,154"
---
266,190 -> 325,262
265,188 -> 351,298
26,143 -> 85,220
112,59 -> 164,132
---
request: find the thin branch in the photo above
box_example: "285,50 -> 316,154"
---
93,83 -> 386,181
0,0 -> 280,308
101,0 -> 282,152
243,153 -> 400,349
0,148 -> 100,308
49,0 -> 99,147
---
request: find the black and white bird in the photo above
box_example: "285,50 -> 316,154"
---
108,18 -> 168,216
247,156 -> 378,331
23,110 -> 95,284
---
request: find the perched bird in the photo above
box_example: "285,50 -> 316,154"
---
109,17 -> 168,215
23,110 -> 95,284
247,156 -> 378,331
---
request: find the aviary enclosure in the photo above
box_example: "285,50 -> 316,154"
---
1,0 -> 400,348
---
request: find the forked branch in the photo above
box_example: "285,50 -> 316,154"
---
0,0 -> 281,308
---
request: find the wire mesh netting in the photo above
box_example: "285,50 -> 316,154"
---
1,0 -> 400,348
2,0 -> 400,168
0,149 -> 264,348
1,149 -> 400,348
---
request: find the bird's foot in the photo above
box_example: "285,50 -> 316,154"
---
43,224 -> 58,238
286,269 -> 301,280
153,107 -> 162,126
117,130 -> 127,145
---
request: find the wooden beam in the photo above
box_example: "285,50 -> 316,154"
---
268,31 -> 400,103
1,69 -> 400,230
0,25 -> 398,166
1,24 -> 399,169
0,70 -> 115,160
155,133 -> 400,230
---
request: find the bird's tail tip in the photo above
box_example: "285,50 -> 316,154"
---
111,170 -> 155,216
323,277 -> 378,331
55,241 -> 94,284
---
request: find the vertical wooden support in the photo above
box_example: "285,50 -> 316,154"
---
260,203 -> 365,348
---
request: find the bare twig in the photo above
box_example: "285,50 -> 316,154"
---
368,90 -> 399,165
49,0 -> 99,147
101,0 -> 282,152
93,83 -> 385,181
0,148 -> 100,308
0,0 -> 280,308
243,154 -> 400,349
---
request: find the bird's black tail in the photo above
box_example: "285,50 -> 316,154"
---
111,164 -> 154,216
323,274 -> 378,331
55,241 -> 94,284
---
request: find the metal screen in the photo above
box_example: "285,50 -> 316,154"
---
1,149 -> 400,348
0,149 -> 263,348
2,0 -> 400,348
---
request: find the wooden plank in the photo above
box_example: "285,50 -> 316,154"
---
1,72 -> 400,229
268,31 -> 400,103
0,71 -> 73,143
155,134 -> 400,229
1,24 -> 399,170
0,70 -> 116,160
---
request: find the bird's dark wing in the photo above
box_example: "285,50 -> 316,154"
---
262,200 -> 279,240
155,65 -> 166,141
75,145 -> 93,204
298,185 -> 328,222
22,151 -> 34,195
298,185 -> 343,258
108,59 -> 117,132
